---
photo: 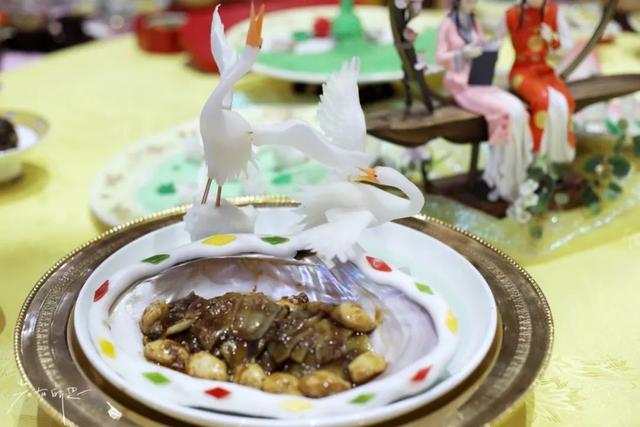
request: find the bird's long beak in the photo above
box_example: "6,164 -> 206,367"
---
246,2 -> 265,48
351,167 -> 379,184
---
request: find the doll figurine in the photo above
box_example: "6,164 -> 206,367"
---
436,0 -> 533,202
500,0 -> 575,163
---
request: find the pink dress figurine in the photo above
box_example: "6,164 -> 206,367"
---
436,0 -> 533,202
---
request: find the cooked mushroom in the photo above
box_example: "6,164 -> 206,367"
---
348,351 -> 387,384
143,339 -> 189,371
299,370 -> 351,397
186,352 -> 228,381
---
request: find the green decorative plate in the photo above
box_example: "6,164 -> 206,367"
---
226,5 -> 441,84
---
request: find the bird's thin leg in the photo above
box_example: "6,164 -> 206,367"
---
215,185 -> 222,208
201,178 -> 213,205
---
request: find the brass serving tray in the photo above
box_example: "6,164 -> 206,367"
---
14,197 -> 552,426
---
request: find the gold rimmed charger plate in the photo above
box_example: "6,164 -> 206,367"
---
14,196 -> 552,426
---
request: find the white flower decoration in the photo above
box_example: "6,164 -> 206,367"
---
519,179 -> 539,197
521,192 -> 539,208
394,0 -> 408,9
507,204 -> 533,224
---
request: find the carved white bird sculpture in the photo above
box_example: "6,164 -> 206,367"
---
297,166 -> 425,263
186,5 -> 374,242
199,4 -> 372,206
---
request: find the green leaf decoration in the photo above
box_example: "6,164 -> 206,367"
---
527,166 -> 545,182
588,203 -> 602,216
261,236 -> 289,245
553,192 -> 570,206
157,182 -> 176,195
617,118 -> 629,132
609,181 -> 623,193
549,163 -> 567,181
142,254 -> 170,264
604,181 -> 623,201
143,372 -> 170,384
530,190 -> 550,215
603,189 -> 619,201
581,186 -> 600,206
606,118 -> 620,134
529,224 -> 543,239
583,155 -> 603,174
608,156 -> 631,178
613,135 -> 626,154
632,135 -> 640,158
351,393 -> 375,404
415,282 -> 434,295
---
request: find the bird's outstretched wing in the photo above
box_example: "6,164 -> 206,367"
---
317,57 -> 366,152
299,208 -> 375,263
211,5 -> 238,76
252,120 -> 373,171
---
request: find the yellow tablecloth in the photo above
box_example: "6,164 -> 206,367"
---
1,31 -> 640,427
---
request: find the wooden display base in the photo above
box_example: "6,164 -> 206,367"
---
423,170 -> 587,219
367,74 -> 640,148
425,173 -> 510,218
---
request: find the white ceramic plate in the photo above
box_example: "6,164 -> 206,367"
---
74,208 -> 496,426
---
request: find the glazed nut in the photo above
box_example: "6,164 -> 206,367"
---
233,363 -> 266,389
140,301 -> 169,334
186,352 -> 228,381
143,339 -> 189,371
348,351 -> 387,384
262,372 -> 301,395
299,370 -> 351,397
330,303 -> 376,332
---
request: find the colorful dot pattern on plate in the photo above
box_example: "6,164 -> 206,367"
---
93,280 -> 109,302
446,308 -> 459,334
415,282 -> 434,294
280,399 -> 313,412
80,230 -> 463,420
144,372 -> 171,385
366,256 -> 392,272
98,338 -> 116,359
351,393 -> 375,404
156,182 -> 176,195
261,236 -> 289,245
205,387 -> 231,399
202,234 -> 236,246
142,254 -> 170,264
411,366 -> 432,382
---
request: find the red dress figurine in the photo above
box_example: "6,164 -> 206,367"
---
505,0 -> 575,162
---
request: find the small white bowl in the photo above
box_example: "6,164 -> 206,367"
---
0,111 -> 48,183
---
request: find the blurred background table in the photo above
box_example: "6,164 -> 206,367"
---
1,2 -> 639,427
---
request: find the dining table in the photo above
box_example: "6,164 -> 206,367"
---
1,6 -> 640,427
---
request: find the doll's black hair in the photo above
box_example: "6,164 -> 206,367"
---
519,0 -> 548,28
449,0 -> 478,44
